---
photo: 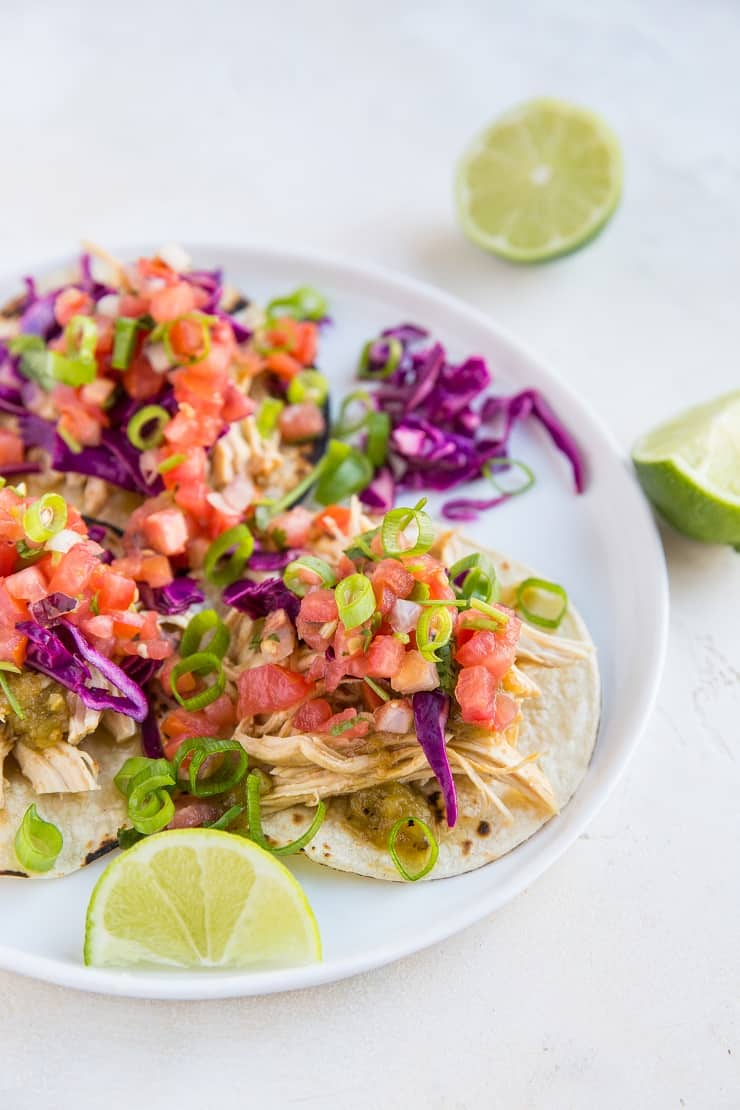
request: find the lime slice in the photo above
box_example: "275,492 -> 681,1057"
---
632,391 -> 740,545
84,829 -> 321,969
455,98 -> 622,262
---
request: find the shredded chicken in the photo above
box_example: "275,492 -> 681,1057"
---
102,709 -> 138,742
66,695 -> 102,746
517,624 -> 593,666
211,421 -> 253,486
234,722 -> 557,818
81,477 -> 110,516
14,741 -> 99,794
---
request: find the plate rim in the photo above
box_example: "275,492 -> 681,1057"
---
0,241 -> 669,999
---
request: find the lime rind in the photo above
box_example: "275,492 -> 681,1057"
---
455,98 -> 623,263
84,828 -> 322,970
632,391 -> 740,545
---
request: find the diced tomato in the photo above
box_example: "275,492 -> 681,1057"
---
404,554 -> 456,601
91,569 -> 136,613
304,653 -> 328,683
265,351 -> 302,380
371,559 -> 415,600
372,581 -> 396,617
119,294 -> 150,317
265,317 -> 300,353
455,666 -> 518,731
160,446 -> 207,490
5,565 -> 48,603
142,508 -> 188,556
161,693 -> 236,758
0,626 -> 27,668
317,707 -> 371,741
0,488 -> 25,542
294,322 -> 318,366
268,507 -> 313,548
149,282 -> 198,324
374,698 -> 414,733
81,614 -> 115,640
278,402 -> 325,443
122,351 -> 163,400
113,554 -> 173,588
167,799 -> 221,828
0,428 -> 24,466
164,404 -> 223,450
54,288 -> 93,326
292,698 -> 333,732
0,540 -> 18,577
80,377 -> 116,409
454,612 -> 521,680
348,635 -> 404,680
48,542 -> 100,597
221,383 -> 254,423
313,505 -> 352,535
138,257 -> 178,285
237,664 -> 312,719
173,480 -> 210,520
167,315 -> 209,361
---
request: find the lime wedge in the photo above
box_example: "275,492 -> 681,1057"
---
456,98 -> 622,262
632,391 -> 740,545
84,829 -> 321,969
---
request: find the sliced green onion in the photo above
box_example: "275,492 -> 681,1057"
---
449,552 -> 499,605
483,457 -> 536,498
516,577 -> 568,630
284,555 -> 337,597
256,397 -> 284,438
417,598 -> 468,607
366,410 -> 390,467
359,336 -> 402,379
381,498 -> 434,557
9,335 -> 45,355
409,581 -> 431,603
162,313 -> 213,366
206,804 -> 245,830
157,452 -> 186,474
0,671 -> 23,719
392,631 -> 410,644
388,816 -> 439,881
171,738 -> 248,798
22,493 -> 68,544
470,597 -> 509,626
335,573 -> 375,630
170,652 -> 226,711
180,609 -> 230,659
127,404 -> 170,450
314,439 -> 374,506
14,804 -> 63,873
64,315 -> 98,362
416,605 -> 453,662
246,771 -> 326,855
111,317 -> 143,370
114,756 -> 153,798
344,526 -> 380,562
266,286 -> 328,322
287,369 -> 329,406
333,391 -> 374,437
127,760 -> 176,834
204,524 -> 254,586
49,350 -> 97,387
364,676 -> 390,702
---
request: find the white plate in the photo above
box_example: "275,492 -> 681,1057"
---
0,244 -> 668,999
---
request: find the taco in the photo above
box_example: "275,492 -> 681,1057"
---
226,499 -> 599,881
0,245 -> 335,876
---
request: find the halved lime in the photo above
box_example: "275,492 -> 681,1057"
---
84,829 -> 321,969
632,391 -> 740,545
455,98 -> 622,262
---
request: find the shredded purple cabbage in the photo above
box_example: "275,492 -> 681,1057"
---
412,690 -> 456,827
223,577 -> 300,621
18,621 -> 148,721
139,577 -> 204,615
356,324 -> 585,519
248,548 -> 297,572
359,467 -> 395,513
28,592 -> 76,626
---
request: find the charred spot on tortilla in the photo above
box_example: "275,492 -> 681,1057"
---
0,293 -> 24,318
0,869 -> 29,878
220,290 -> 250,314
462,840 -> 472,856
84,837 -> 118,865
292,812 -> 304,825
477,820 -> 491,837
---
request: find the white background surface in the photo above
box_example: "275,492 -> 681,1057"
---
1,1 -> 738,1107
